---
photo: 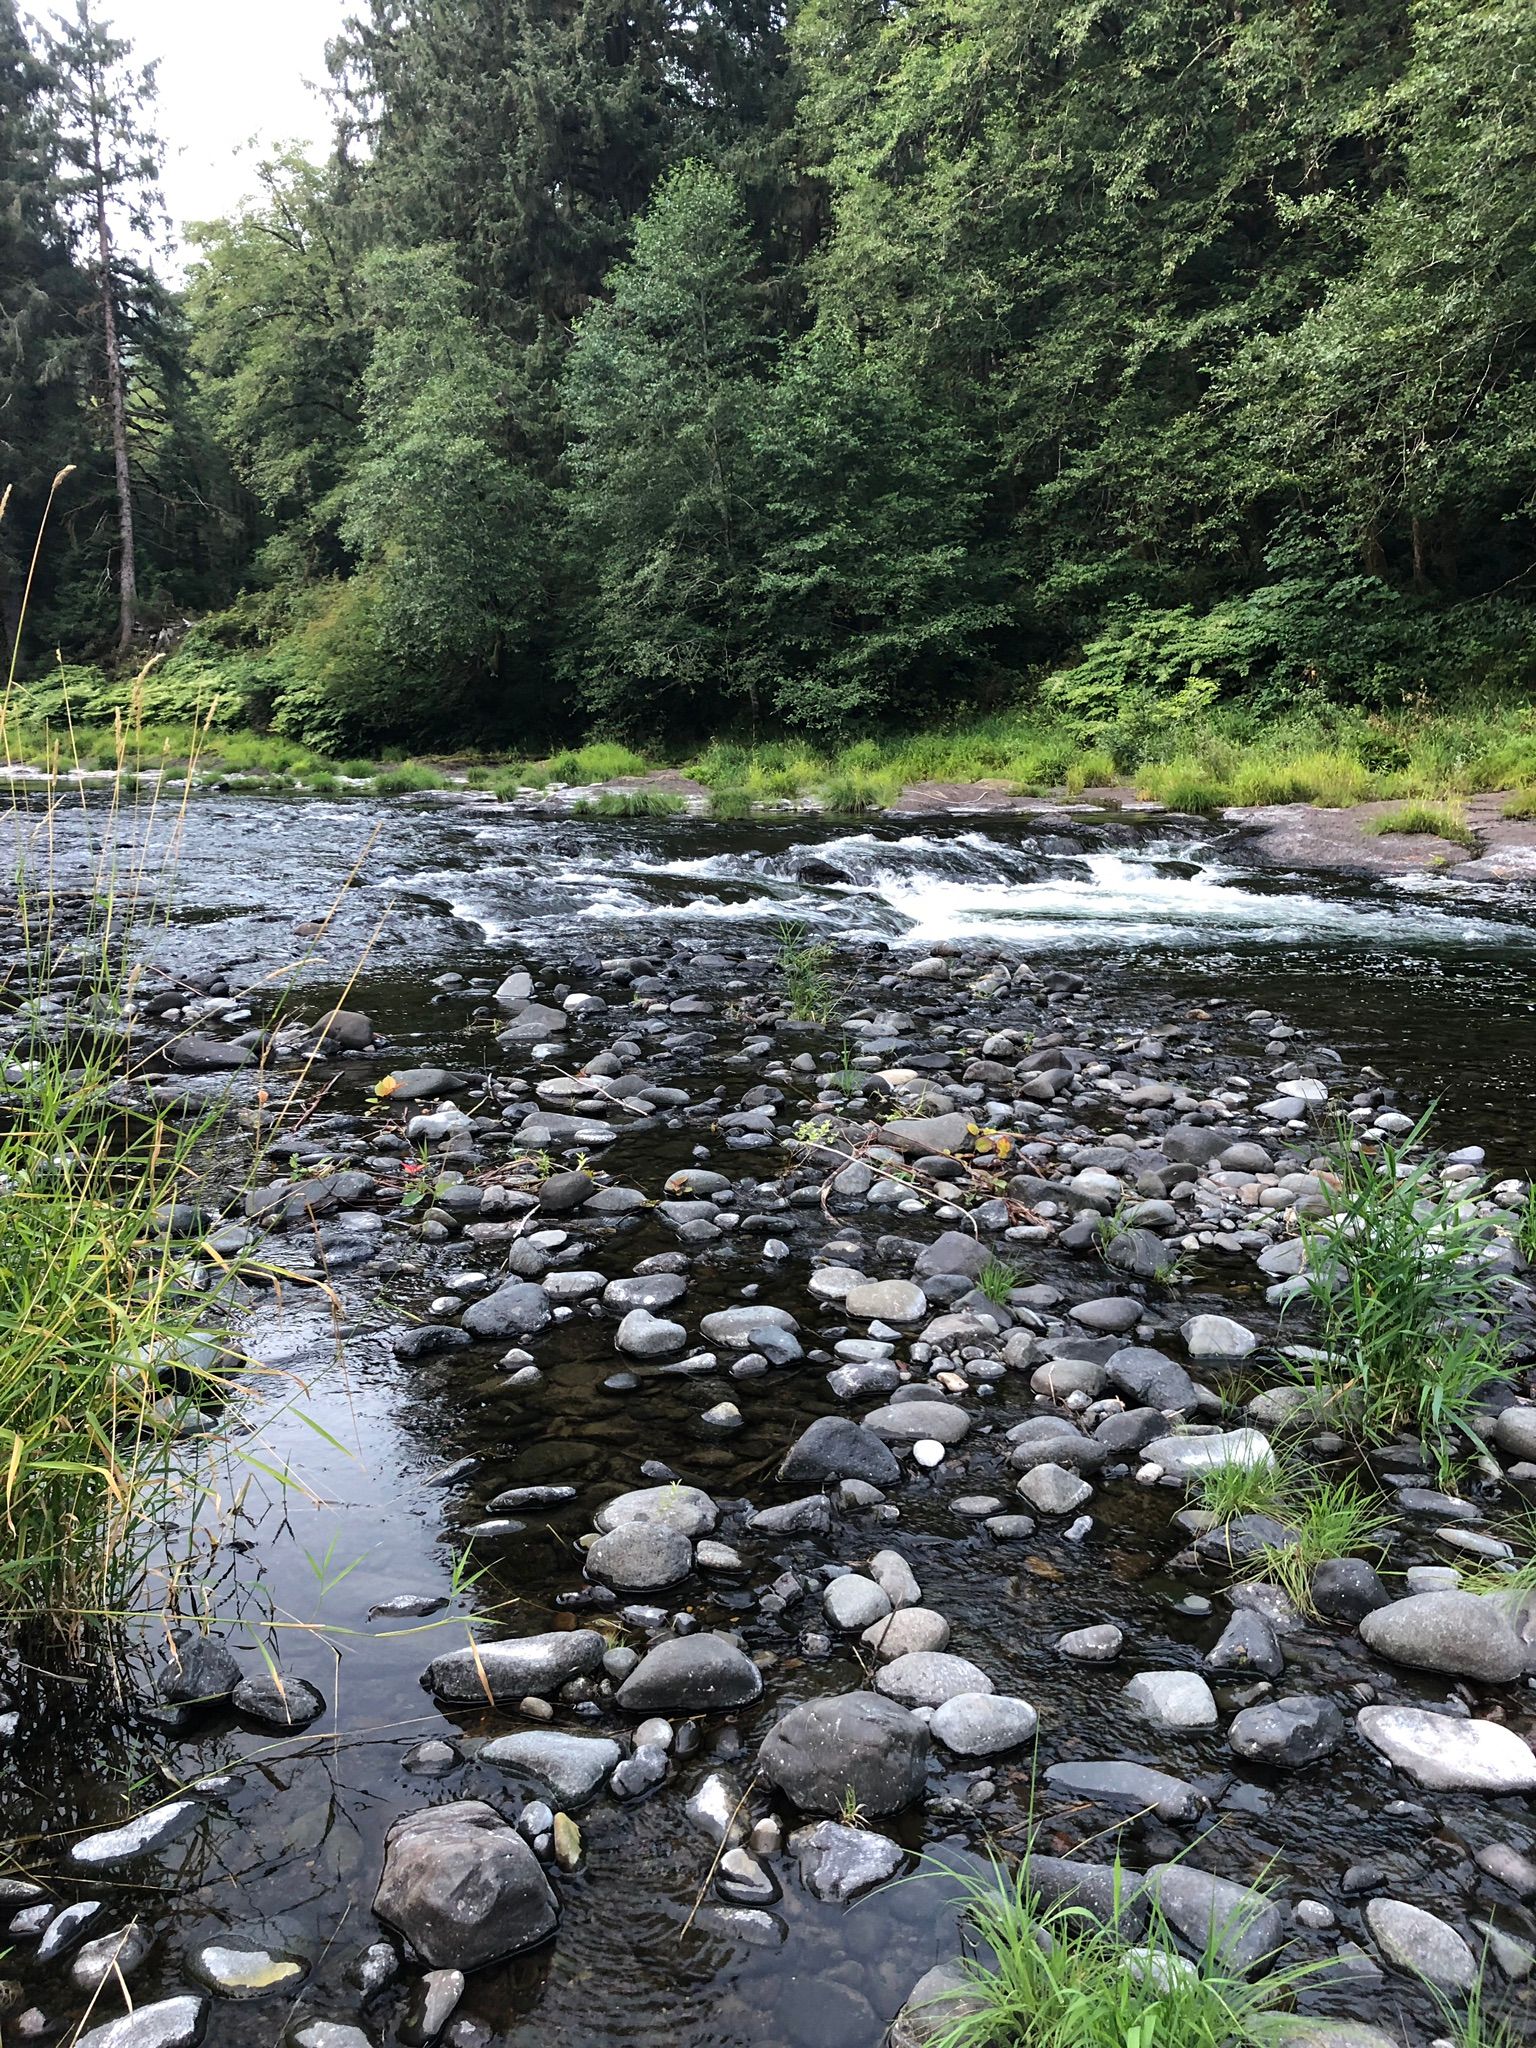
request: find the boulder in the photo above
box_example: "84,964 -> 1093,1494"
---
864,1401 -> 971,1446
930,1693 -> 1038,1758
757,1692 -> 929,1816
1105,1347 -> 1200,1412
373,1800 -> 557,1970
1123,1670 -> 1217,1730
1143,1865 -> 1282,1976
615,1634 -> 762,1714
876,1651 -> 992,1709
1365,1898 -> 1476,1990
585,1522 -> 692,1591
1358,1590 -> 1524,1683
594,1485 -> 717,1538
462,1282 -> 551,1342
780,1416 -> 901,1488
790,1820 -> 904,1901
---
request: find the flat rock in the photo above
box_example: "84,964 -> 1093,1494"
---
1043,1759 -> 1199,1821
462,1281 -> 551,1341
1144,1430 -> 1272,1480
77,1997 -> 208,2048
1356,1705 -> 1536,1792
845,1279 -> 927,1324
425,1630 -> 606,1703
1017,1462 -> 1093,1515
478,1731 -> 621,1804
68,1802 -> 201,1869
1144,1865 -> 1282,1975
188,1943 -> 307,1999
1365,1897 -> 1476,1989
1105,1347 -> 1200,1412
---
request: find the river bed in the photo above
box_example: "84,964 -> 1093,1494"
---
5,792 -> 1536,2048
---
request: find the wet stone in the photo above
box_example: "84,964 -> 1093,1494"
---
231,1670 -> 326,1729
68,1801 -> 201,1870
373,1801 -> 558,1971
615,1634 -> 763,1714
1124,1669 -> 1217,1729
1059,1624 -> 1123,1662
790,1820 -> 904,1901
1365,1898 -> 1476,1989
1228,1695 -> 1345,1766
757,1692 -> 930,1816
586,1521 -> 693,1590
76,1996 -> 209,2048
1356,1706 -> 1536,1792
478,1732 -> 620,1804
188,1944 -> 309,2000
877,1651 -> 993,1709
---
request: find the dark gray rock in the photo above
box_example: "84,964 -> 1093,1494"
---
615,1634 -> 763,1714
1104,1347 -> 1200,1412
373,1800 -> 557,1970
1228,1695 -> 1345,1767
425,1630 -> 606,1703
1207,1612 -> 1283,1678
1043,1760 -> 1199,1822
1143,1864 -> 1283,1975
461,1282 -> 551,1342
757,1692 -> 929,1816
780,1416 -> 901,1487
157,1631 -> 241,1704
586,1522 -> 692,1590
230,1670 -> 325,1729
1311,1558 -> 1390,1622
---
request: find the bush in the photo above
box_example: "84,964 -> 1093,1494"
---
372,762 -> 447,794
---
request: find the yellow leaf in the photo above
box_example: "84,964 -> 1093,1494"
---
374,1076 -> 399,1099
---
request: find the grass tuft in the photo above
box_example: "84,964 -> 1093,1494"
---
1363,800 -> 1476,847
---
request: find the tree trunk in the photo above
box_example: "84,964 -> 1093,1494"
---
91,105 -> 135,655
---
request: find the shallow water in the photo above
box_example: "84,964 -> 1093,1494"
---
6,792 -> 1536,2048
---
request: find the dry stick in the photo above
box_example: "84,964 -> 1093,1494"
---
678,1771 -> 762,1941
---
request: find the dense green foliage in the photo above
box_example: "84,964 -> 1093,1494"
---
3,0 -> 1534,749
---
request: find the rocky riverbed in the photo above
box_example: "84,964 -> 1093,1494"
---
4,793 -> 1536,2048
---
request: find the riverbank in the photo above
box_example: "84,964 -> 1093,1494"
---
0,788 -> 1535,2048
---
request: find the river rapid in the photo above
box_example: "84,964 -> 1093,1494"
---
4,789 -> 1536,2048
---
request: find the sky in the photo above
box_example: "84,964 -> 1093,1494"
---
105,0 -> 350,245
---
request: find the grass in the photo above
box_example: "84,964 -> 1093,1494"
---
1254,1473 -> 1394,1615
571,789 -> 685,817
1503,787 -> 1536,820
1194,1456 -> 1285,1524
1362,800 -> 1477,848
1293,1117 -> 1513,1468
776,919 -> 840,1025
977,1257 -> 1021,1306
931,1848 -> 1316,2048
372,762 -> 446,795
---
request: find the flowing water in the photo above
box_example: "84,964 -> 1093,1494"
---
8,792 -> 1536,2048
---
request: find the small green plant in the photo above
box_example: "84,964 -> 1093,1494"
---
1295,1118 -> 1513,1468
398,1145 -> 440,1213
1363,801 -> 1476,848
571,789 -> 685,817
977,1256 -> 1021,1305
1254,1473 -> 1394,1615
776,919 -> 841,1025
838,1786 -> 868,1829
1513,1183 -> 1536,1265
1194,1455 -> 1286,1525
1503,788 -> 1536,821
708,784 -> 752,819
929,1847 -> 1316,2048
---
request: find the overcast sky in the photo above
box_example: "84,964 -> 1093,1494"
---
103,0 -> 350,244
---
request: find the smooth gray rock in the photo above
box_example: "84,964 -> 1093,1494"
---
586,1521 -> 692,1590
425,1630 -> 606,1703
615,1634 -> 762,1714
594,1484 -> 717,1538
913,1233 -> 991,1280
77,1997 -> 208,2048
1143,1865 -> 1283,1975
71,1923 -> 152,1992
1043,1760 -> 1199,1821
886,1963 -> 987,2048
1356,1705 -> 1536,1791
614,1309 -> 687,1357
1182,1314 -> 1258,1359
1359,1590 -> 1525,1683
1311,1558 -> 1390,1622
603,1272 -> 687,1315
862,1609 -> 950,1662
68,1802 -> 201,1870
1058,1624 -> 1123,1662
930,1693 -> 1038,1757
156,1632 -> 240,1704
1365,1898 -> 1476,1989
823,1575 -> 892,1631
1124,1670 -> 1217,1730
187,1942 -> 307,1999
1144,1430 -> 1272,1480
757,1692 -> 930,1816
876,1651 -> 993,1709
373,1800 -> 557,1970
478,1732 -> 620,1804
863,1401 -> 971,1445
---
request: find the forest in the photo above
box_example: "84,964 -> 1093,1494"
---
2,0 -> 1535,760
